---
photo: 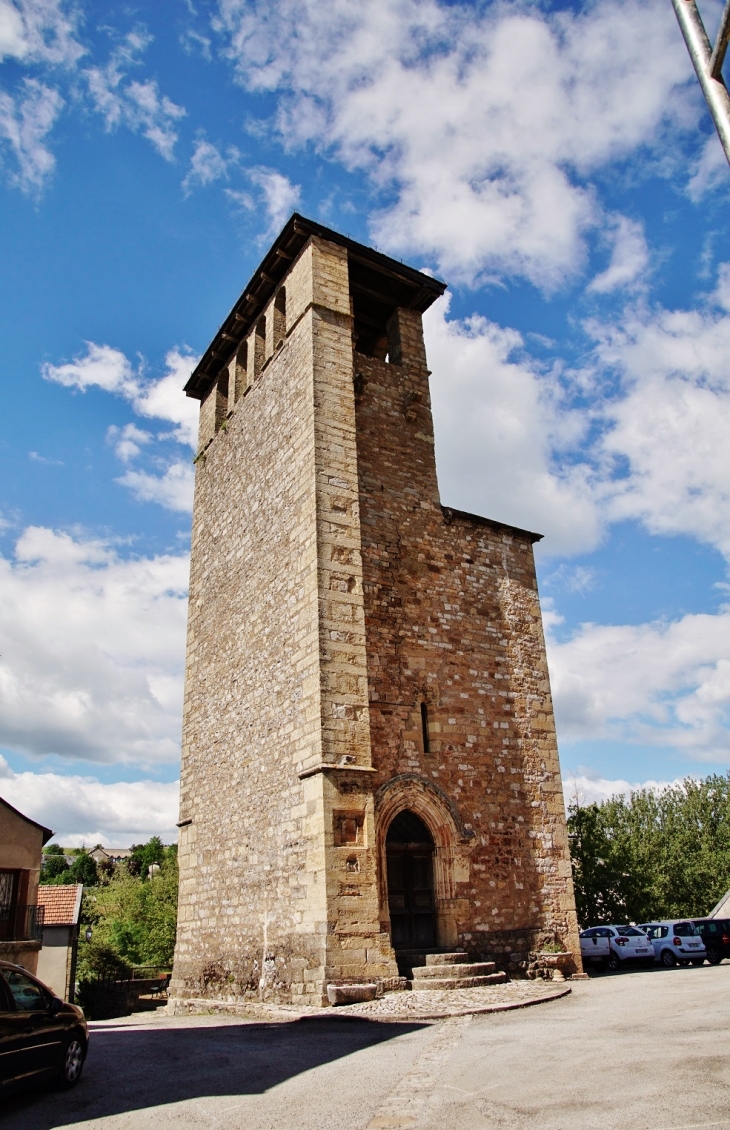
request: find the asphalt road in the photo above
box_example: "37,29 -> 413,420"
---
4,963 -> 730,1129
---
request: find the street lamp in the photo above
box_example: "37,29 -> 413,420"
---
672,0 -> 730,164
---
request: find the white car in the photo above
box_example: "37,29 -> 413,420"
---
579,925 -> 654,971
639,921 -> 706,967
579,926 -> 612,969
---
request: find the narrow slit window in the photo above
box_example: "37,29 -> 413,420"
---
420,702 -> 430,754
274,287 -> 286,348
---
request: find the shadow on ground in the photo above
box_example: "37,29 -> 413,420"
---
3,1014 -> 427,1128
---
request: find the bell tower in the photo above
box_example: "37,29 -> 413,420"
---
170,215 -> 581,1007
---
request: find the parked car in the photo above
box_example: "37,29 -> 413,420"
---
579,925 -> 654,971
691,918 -> 730,964
579,926 -> 612,970
0,960 -> 89,1093
640,921 -> 706,967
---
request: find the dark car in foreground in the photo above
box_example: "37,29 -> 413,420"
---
0,960 -> 89,1093
692,918 -> 730,964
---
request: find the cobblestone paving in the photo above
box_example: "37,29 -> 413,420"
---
327,980 -> 571,1020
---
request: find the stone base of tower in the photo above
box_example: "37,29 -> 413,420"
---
169,926 -> 400,1008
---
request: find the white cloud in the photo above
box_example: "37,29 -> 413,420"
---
589,266 -> 730,559
426,298 -> 601,555
215,0 -> 696,290
107,423 -> 153,463
132,349 -> 200,448
42,344 -> 200,433
43,341 -> 138,396
183,136 -> 234,193
44,339 -> 200,508
43,343 -> 199,511
562,771 -> 686,809
588,215 -> 650,294
226,165 -> 300,234
0,78 -> 63,191
86,31 -> 186,161
688,133 -> 728,201
0,0 -> 84,66
117,461 -> 195,513
547,606 -> 730,758
0,759 -> 179,846
0,526 -> 188,767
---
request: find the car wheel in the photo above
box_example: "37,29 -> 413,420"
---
661,949 -> 676,968
57,1034 -> 85,1089
691,958 -> 705,966
707,949 -> 722,965
607,952 -> 621,972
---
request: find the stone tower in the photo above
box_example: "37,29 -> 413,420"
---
170,215 -> 582,1006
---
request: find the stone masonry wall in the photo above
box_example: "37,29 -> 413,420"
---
352,317 -> 582,974
172,237 -> 397,1006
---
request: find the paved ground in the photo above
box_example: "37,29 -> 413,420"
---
4,963 -> 730,1129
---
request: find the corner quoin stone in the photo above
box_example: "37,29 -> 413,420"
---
170,214 -> 583,1007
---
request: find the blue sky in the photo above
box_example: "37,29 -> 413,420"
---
1,0 -> 729,844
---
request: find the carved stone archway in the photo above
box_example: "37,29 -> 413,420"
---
375,774 -> 474,949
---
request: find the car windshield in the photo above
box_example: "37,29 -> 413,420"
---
616,927 -> 644,936
673,922 -> 697,936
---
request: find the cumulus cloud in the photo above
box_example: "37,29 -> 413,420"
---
562,771 -> 686,809
43,343 -> 199,510
589,264 -> 730,560
117,461 -> 195,513
215,0 -> 696,290
0,0 -> 83,66
547,606 -> 730,759
0,758 -> 179,846
226,165 -> 300,234
183,136 -> 235,193
86,29 -> 186,161
0,78 -> 63,191
588,215 -> 650,294
0,526 -> 188,767
426,298 -> 601,555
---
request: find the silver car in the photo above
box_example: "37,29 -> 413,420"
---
640,920 -> 706,967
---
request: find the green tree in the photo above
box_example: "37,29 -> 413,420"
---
77,843 -> 178,976
568,774 -> 730,926
40,844 -> 69,884
128,836 -> 166,881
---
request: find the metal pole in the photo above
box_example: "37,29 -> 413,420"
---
671,0 -> 730,164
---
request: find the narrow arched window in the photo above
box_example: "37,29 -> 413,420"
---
234,340 -> 248,401
254,316 -> 266,380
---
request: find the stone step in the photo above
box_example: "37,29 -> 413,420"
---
408,972 -> 509,991
412,961 -> 497,980
424,952 -> 471,967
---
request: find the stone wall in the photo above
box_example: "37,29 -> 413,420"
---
352,314 -> 581,971
172,237 -> 398,1006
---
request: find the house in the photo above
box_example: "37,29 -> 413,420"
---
0,796 -> 52,975
36,885 -> 83,1001
88,846 -> 132,866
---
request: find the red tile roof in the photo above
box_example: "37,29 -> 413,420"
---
37,884 -> 83,925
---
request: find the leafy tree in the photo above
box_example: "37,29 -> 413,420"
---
77,843 -> 178,976
128,836 -> 166,881
66,851 -> 99,887
568,773 -> 730,926
41,844 -> 69,883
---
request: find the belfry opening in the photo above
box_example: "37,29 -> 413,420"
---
169,213 -> 583,1007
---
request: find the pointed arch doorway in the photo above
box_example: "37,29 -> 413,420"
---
386,810 -> 437,949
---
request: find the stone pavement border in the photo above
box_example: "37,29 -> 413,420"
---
167,980 -> 571,1024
